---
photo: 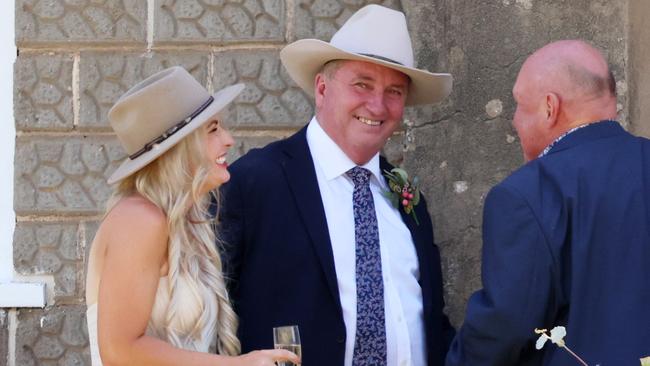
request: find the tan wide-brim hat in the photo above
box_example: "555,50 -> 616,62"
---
107,66 -> 244,184
280,4 -> 452,106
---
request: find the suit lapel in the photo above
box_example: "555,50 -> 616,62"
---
380,158 -> 423,241
379,158 -> 432,287
281,127 -> 342,311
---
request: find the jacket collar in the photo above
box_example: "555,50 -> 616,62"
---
543,120 -> 625,157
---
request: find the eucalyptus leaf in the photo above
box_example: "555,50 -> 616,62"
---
392,168 -> 408,182
382,167 -> 421,225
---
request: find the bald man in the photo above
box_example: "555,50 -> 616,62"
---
446,40 -> 650,366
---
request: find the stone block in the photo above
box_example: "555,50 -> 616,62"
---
16,306 -> 89,366
78,221 -> 100,296
213,50 -> 313,128
228,133 -> 293,163
14,222 -> 85,300
14,54 -> 74,131
155,0 -> 285,43
228,130 -> 403,166
0,310 -> 7,366
16,0 -> 146,45
15,136 -> 124,215
292,0 -> 401,41
79,52 -> 210,129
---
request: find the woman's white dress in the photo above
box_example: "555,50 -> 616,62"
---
86,274 -> 217,365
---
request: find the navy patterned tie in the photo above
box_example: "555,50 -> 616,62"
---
347,167 -> 387,365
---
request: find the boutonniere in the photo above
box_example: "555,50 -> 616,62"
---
382,167 -> 421,225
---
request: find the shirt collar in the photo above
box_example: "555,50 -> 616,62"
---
306,116 -> 384,186
537,121 -> 606,158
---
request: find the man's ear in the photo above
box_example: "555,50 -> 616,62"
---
314,73 -> 326,109
544,92 -> 560,128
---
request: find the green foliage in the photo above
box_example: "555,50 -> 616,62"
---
382,168 -> 421,225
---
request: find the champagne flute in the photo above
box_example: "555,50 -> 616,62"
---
273,325 -> 301,366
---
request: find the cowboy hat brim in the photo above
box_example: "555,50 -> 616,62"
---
280,39 -> 453,106
107,83 -> 244,185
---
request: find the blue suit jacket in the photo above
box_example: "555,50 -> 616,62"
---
446,121 -> 650,366
220,126 -> 454,366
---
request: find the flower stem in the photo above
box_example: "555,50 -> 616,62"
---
411,210 -> 420,225
561,345 -> 589,366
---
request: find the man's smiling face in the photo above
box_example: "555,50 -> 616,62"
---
315,60 -> 409,165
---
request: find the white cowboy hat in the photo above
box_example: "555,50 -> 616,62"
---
280,4 -> 452,106
107,66 -> 244,184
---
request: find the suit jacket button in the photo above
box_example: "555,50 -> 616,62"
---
337,336 -> 345,343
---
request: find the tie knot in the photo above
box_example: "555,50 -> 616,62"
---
346,167 -> 372,186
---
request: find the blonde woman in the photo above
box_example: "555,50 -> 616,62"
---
85,67 -> 300,366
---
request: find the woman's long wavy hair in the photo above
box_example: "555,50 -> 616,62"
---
105,127 -> 240,356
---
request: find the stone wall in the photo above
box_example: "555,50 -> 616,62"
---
5,0 -> 638,365
0,311 -> 6,366
401,0 -> 629,325
629,0 -> 650,138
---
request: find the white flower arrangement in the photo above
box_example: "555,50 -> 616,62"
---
534,326 -> 650,366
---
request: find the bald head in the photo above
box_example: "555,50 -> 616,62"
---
521,40 -> 615,103
512,40 -> 618,161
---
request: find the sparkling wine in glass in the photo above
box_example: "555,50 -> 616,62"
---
273,325 -> 301,366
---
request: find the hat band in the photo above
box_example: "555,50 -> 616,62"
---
128,96 -> 215,160
358,53 -> 404,66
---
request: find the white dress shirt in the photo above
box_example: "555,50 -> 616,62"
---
306,118 -> 427,366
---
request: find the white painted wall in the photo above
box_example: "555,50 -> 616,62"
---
0,0 -> 45,307
0,0 -> 16,282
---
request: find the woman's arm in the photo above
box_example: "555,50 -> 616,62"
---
96,197 -> 298,366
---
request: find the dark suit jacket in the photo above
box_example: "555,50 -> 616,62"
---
219,126 -> 454,366
446,121 -> 650,366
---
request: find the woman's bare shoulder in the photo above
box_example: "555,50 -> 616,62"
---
99,195 -> 169,255
105,195 -> 166,229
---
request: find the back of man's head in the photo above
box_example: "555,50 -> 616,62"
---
522,40 -> 617,126
511,40 -> 618,160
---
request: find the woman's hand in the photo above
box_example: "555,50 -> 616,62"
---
235,349 -> 300,366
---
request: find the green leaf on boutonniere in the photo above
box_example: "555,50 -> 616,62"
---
382,168 -> 421,225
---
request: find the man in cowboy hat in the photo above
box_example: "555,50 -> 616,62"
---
220,5 -> 454,366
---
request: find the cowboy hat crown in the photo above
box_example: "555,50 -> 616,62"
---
280,4 -> 452,105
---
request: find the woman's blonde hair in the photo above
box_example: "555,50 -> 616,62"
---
106,126 -> 240,355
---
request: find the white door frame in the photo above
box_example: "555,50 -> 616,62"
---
0,0 -> 45,308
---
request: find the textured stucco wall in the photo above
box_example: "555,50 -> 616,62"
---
4,0 -> 640,365
629,0 -> 650,138
400,0 -> 629,326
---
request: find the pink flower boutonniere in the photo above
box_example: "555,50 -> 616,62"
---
383,168 -> 421,225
